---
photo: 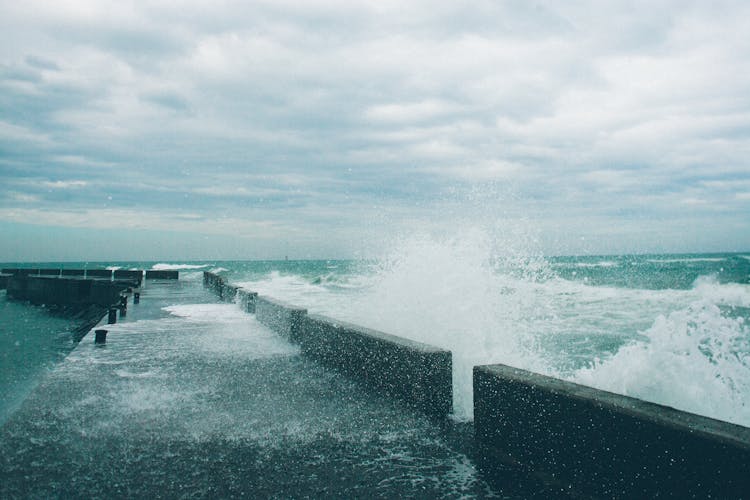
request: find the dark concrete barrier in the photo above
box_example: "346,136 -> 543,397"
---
61,269 -> 85,276
113,270 -> 143,285
303,315 -> 452,417
236,289 -> 258,313
254,296 -> 307,343
203,271 -> 224,296
1,268 -> 38,276
6,276 -> 129,308
145,270 -> 179,280
87,269 -> 113,279
201,271 -> 453,418
38,269 -> 61,276
0,273 -> 9,289
473,363 -> 750,497
225,284 -> 240,301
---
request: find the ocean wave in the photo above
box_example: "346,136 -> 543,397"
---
573,298 -> 750,426
647,257 -> 726,263
151,263 -> 209,271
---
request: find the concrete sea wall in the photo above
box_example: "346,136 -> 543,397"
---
303,314 -> 452,416
473,363 -> 750,497
202,270 -> 750,493
6,275 -> 137,308
202,271 -> 453,417
87,269 -> 113,279
145,270 -> 179,280
254,296 -> 307,343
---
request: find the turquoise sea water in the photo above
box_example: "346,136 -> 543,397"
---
1,250 -> 749,426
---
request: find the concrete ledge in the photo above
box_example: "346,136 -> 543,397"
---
303,315 -> 452,417
145,270 -> 179,280
255,296 -> 307,343
222,283 -> 238,301
203,271 -> 225,297
38,269 -> 61,276
87,269 -> 113,279
61,269 -> 85,276
113,270 -> 143,284
473,363 -> 750,497
6,276 -> 129,308
236,289 -> 258,313
1,268 -> 38,276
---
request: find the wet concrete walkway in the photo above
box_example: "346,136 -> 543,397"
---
0,279 -> 547,498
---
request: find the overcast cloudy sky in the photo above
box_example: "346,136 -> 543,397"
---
1,0 -> 749,261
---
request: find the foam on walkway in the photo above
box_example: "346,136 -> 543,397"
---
1,280 -> 516,498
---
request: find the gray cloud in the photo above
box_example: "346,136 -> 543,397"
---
1,0 -> 749,260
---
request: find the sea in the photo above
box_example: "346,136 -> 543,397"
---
2,243 -> 749,428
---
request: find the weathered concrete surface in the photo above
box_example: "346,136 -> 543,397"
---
473,363 -> 750,498
113,270 -> 143,285
6,276 -> 134,308
61,269 -> 85,276
254,295 -> 308,343
1,268 -> 37,276
236,289 -> 258,313
145,270 -> 179,279
87,269 -> 113,279
38,268 -> 61,276
303,314 -> 452,418
0,274 -> 9,289
0,281 -> 512,499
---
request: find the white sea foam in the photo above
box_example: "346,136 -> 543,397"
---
151,263 -> 209,270
574,294 -> 750,426
163,303 -> 299,359
646,257 -> 726,263
563,261 -> 619,268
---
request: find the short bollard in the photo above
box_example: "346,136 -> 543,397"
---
119,296 -> 127,317
108,308 -> 117,324
95,329 -> 107,345
134,292 -> 140,304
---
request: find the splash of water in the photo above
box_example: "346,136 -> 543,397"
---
343,227 -> 552,420
574,275 -> 750,426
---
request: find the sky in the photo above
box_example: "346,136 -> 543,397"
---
1,0 -> 749,261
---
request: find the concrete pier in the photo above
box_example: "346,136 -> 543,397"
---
473,363 -> 750,497
1,280 -> 503,498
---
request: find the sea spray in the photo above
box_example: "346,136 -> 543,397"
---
341,228 -> 554,420
233,250 -> 750,424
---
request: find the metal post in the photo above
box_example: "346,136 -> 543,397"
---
108,308 -> 117,324
119,295 -> 127,317
95,329 -> 107,344
133,292 -> 140,304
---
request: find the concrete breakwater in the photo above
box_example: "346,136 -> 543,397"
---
203,271 -> 453,417
1,269 -> 176,341
1,268 -> 179,284
203,270 -> 750,496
